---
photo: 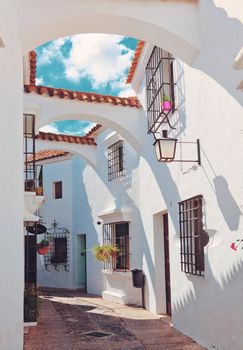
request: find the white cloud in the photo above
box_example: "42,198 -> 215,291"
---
118,86 -> 136,97
39,124 -> 59,134
110,79 -> 136,97
35,77 -> 44,85
64,34 -> 134,88
38,38 -> 68,65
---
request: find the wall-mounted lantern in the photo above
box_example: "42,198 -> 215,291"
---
153,130 -> 201,165
153,130 -> 177,162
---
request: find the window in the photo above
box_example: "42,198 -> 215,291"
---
108,140 -> 124,181
179,195 -> 205,276
44,223 -> 70,271
146,47 -> 175,134
54,181 -> 62,199
51,238 -> 67,264
103,222 -> 130,271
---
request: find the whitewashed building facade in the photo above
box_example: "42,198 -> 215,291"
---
0,1 -> 242,349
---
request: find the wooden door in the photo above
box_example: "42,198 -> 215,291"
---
163,213 -> 171,315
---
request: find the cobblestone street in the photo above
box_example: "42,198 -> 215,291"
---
24,289 -> 206,350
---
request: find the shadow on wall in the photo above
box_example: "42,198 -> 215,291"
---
196,0 -> 243,106
200,146 -> 242,231
213,175 -> 242,231
172,255 -> 243,350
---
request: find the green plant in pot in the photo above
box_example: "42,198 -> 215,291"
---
161,93 -> 171,111
37,239 -> 50,255
93,245 -> 119,262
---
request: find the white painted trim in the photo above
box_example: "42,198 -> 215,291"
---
131,42 -> 154,94
102,131 -> 124,147
98,208 -> 133,223
102,269 -> 131,277
24,322 -> 37,327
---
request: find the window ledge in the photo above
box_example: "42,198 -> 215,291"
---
102,269 -> 131,278
98,208 -> 132,223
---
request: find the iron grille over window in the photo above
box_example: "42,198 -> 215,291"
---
103,222 -> 130,271
108,140 -> 124,181
146,47 -> 175,134
24,114 -> 36,191
44,221 -> 69,271
179,195 -> 205,276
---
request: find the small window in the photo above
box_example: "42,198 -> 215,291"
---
108,140 -> 124,181
103,222 -> 130,271
54,181 -> 62,199
179,195 -> 205,276
51,238 -> 67,264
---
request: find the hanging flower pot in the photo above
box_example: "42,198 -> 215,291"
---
37,239 -> 50,255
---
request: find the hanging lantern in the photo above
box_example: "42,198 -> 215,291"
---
153,130 -> 177,162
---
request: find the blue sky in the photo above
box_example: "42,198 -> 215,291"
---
37,34 -> 137,135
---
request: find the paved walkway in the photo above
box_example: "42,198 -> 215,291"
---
24,289 -> 206,350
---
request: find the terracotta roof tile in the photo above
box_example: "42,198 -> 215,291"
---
27,150 -> 69,163
29,51 -> 37,85
126,41 -> 145,84
24,84 -> 141,108
85,124 -> 102,137
36,132 -> 97,145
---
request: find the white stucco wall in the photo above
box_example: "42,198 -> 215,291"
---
132,46 -> 243,350
38,160 -> 74,288
0,2 -> 24,349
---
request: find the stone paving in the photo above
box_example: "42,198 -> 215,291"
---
24,288 -> 206,350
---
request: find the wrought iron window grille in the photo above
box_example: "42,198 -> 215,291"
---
179,195 -> 207,276
146,46 -> 176,135
103,222 -> 130,272
44,220 -> 70,271
24,114 -> 43,193
108,140 -> 125,181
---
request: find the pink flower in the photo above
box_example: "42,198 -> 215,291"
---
230,242 -> 237,251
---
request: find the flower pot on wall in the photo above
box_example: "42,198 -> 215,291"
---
162,100 -> 171,111
37,239 -> 50,255
37,245 -> 49,255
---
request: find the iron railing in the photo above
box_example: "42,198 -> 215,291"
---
146,46 -> 176,135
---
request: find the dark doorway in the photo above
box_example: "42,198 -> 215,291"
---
163,213 -> 171,315
24,233 -> 37,322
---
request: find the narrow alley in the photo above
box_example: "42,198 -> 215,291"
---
24,289 -> 206,350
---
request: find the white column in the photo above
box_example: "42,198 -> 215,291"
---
0,1 -> 24,349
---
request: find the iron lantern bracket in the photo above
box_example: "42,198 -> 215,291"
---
171,139 -> 201,165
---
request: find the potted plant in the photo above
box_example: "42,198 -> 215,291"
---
93,245 -> 119,262
37,239 -> 50,255
161,93 -> 171,111
36,186 -> 43,196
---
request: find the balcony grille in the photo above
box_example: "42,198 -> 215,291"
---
146,47 -> 176,135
